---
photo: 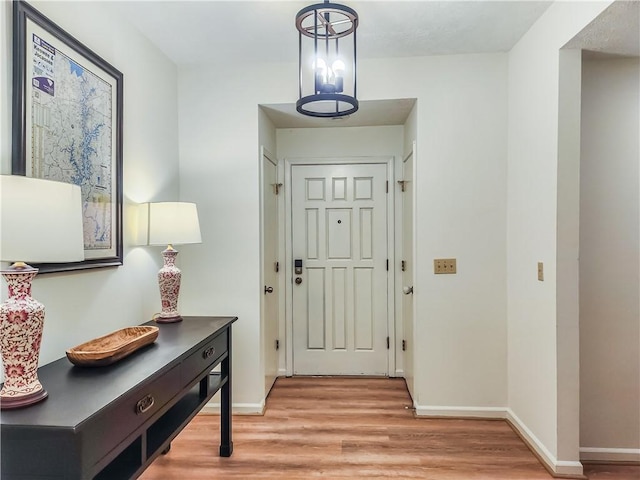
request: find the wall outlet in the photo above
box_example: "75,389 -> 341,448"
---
538,262 -> 544,281
434,258 -> 457,274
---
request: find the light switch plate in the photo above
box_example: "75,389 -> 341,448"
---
538,262 -> 544,281
434,258 -> 456,274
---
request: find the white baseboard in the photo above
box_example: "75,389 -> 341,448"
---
580,447 -> 640,463
414,404 -> 507,418
554,461 -> 585,476
414,405 -> 584,475
201,401 -> 265,415
507,408 -> 584,477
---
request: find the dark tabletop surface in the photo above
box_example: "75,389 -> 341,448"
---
0,316 -> 236,429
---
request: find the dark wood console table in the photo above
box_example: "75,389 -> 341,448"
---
1,315 -> 236,479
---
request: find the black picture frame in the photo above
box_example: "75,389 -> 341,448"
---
12,0 -> 123,273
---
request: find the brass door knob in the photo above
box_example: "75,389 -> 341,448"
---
295,277 -> 303,285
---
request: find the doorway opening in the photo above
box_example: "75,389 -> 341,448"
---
258,98 -> 417,383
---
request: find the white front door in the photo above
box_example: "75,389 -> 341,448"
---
291,163 -> 388,375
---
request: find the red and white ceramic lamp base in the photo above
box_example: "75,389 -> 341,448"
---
0,263 -> 48,409
156,246 -> 183,323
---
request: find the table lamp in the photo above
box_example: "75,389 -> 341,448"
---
143,202 -> 201,323
0,175 -> 84,409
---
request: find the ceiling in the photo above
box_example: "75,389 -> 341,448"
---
565,1 -> 639,58
109,1 -> 638,128
111,1 -> 553,65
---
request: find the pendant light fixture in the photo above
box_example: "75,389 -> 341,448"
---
296,0 -> 359,118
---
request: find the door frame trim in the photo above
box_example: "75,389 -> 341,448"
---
283,156 -> 396,377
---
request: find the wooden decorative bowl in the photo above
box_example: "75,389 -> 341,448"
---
66,326 -> 159,367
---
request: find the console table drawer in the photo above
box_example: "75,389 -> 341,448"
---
182,330 -> 227,384
84,364 -> 181,468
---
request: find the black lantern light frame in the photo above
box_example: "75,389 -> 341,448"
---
296,0 -> 359,118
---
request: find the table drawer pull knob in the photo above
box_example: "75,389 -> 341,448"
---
136,395 -> 155,415
203,347 -> 215,359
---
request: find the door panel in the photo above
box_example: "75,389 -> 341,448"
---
292,163 -> 388,375
306,267 -> 325,349
262,152 -> 278,394
402,152 -> 415,399
354,267 -> 374,350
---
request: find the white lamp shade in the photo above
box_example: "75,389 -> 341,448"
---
146,202 -> 202,246
0,175 -> 84,263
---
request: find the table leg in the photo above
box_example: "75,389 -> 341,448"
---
219,327 -> 233,457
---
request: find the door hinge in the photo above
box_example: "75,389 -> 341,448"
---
398,180 -> 408,192
386,336 -> 390,349
401,260 -> 406,272
272,183 -> 283,195
386,181 -> 388,193
386,259 -> 389,271
402,339 -> 407,351
275,339 -> 280,350
275,261 -> 279,273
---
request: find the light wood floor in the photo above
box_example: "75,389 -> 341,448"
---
141,377 -> 639,479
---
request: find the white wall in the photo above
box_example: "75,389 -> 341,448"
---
277,125 -> 403,159
403,102 -> 417,161
360,54 -> 509,412
177,62 -> 296,410
506,1 -> 613,474
0,1 -> 180,369
409,56 -> 508,413
177,53 -> 508,411
580,56 -> 640,459
556,48 -> 583,464
258,108 -> 277,159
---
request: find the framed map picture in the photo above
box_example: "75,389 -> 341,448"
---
12,0 -> 123,273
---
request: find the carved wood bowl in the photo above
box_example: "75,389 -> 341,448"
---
66,326 -> 159,367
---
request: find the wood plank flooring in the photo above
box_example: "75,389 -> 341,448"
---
140,377 -> 639,479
